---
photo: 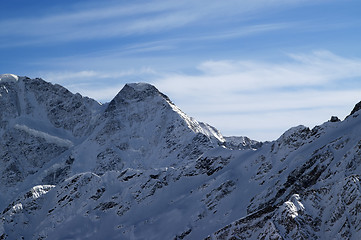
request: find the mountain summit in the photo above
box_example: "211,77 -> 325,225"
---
1,75 -> 361,239
105,83 -> 170,111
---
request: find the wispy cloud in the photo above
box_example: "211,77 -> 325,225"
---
41,68 -> 156,83
156,51 -> 361,94
0,0 -> 316,47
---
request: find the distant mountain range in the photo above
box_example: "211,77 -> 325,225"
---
1,74 -> 361,239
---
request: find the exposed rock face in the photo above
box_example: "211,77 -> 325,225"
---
330,116 -> 340,122
1,75 -> 361,239
349,101 -> 361,117
223,136 -> 262,150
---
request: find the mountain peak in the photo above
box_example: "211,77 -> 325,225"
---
120,82 -> 164,100
349,100 -> 361,117
126,82 -> 155,92
0,74 -> 19,83
105,82 -> 171,112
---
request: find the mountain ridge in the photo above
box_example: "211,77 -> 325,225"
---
1,74 -> 361,239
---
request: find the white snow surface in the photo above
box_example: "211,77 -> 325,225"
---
29,185 -> 55,199
0,74 -> 18,82
14,124 -> 74,147
281,194 -> 305,219
2,77 -> 361,239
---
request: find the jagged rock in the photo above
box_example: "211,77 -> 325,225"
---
349,101 -> 361,117
330,116 -> 340,122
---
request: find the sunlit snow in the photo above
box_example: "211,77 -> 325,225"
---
0,74 -> 19,82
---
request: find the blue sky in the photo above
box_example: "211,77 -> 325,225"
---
1,0 -> 361,141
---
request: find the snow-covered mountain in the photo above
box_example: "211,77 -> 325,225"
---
1,74 -> 361,239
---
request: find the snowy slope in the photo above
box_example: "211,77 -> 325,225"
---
0,75 -> 102,209
0,75 -> 234,239
70,82 -> 225,175
209,112 -> 361,239
1,74 -> 361,239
